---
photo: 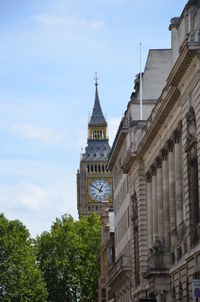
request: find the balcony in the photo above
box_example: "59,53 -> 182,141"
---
108,255 -> 131,287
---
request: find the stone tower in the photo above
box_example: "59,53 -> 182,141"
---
77,77 -> 113,217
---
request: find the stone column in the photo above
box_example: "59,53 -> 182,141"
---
162,149 -> 170,249
156,157 -> 164,241
168,140 -> 176,248
147,172 -> 153,248
152,165 -> 158,239
174,129 -> 184,240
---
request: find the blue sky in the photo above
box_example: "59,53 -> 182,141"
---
0,0 -> 187,237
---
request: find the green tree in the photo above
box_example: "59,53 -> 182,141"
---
36,213 -> 101,302
0,213 -> 47,302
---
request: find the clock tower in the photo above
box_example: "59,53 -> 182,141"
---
77,77 -> 113,217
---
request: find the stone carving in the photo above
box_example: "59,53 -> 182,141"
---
147,236 -> 170,271
152,236 -> 163,254
133,73 -> 140,96
185,106 -> 197,144
123,117 -> 129,129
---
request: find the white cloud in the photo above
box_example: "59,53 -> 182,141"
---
108,116 -> 121,145
90,20 -> 105,29
33,15 -> 75,27
0,177 -> 78,237
11,123 -> 67,145
0,182 -> 50,212
18,183 -> 50,211
32,14 -> 105,30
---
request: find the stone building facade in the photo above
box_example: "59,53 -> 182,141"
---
107,37 -> 172,302
108,0 -> 200,301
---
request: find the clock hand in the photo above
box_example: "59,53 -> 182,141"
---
98,185 -> 103,193
91,184 -> 102,191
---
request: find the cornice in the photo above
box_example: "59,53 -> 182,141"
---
136,87 -> 181,158
169,0 -> 199,31
134,41 -> 200,160
168,41 -> 200,87
109,42 -> 200,174
121,144 -> 136,174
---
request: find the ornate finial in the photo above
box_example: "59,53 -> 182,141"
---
94,72 -> 99,87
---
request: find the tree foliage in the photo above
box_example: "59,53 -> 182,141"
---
0,214 -> 47,302
36,213 -> 101,302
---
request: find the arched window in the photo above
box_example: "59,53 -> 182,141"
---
102,165 -> 105,172
95,165 -> 97,172
98,165 -> 101,172
87,165 -> 90,173
91,165 -> 93,172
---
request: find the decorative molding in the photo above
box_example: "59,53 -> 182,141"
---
168,41 -> 200,87
137,87 -> 180,158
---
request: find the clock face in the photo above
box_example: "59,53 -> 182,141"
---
89,179 -> 111,202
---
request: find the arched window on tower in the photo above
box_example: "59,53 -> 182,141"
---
98,165 -> 101,172
102,165 -> 105,172
95,165 -> 97,173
